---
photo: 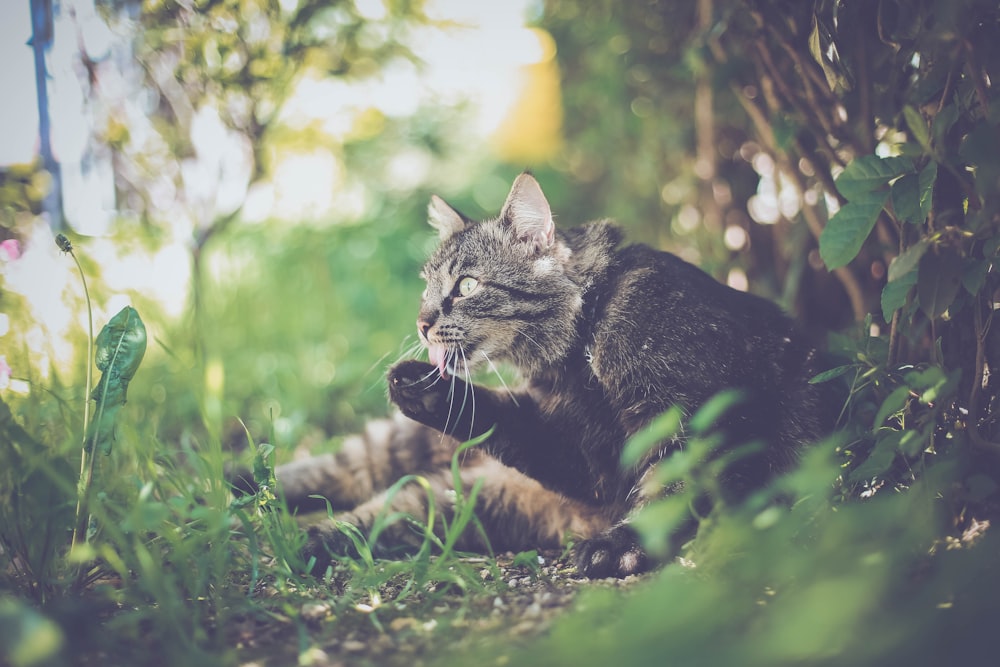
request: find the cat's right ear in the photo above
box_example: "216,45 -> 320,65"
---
428,195 -> 468,239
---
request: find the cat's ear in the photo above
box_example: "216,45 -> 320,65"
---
500,173 -> 555,253
428,195 -> 469,239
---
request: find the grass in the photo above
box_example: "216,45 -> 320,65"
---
2,222 -> 999,667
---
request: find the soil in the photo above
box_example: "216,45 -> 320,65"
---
232,550 -> 648,667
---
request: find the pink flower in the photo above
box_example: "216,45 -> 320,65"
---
0,239 -> 20,262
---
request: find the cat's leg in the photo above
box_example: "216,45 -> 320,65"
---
387,360 -> 513,440
229,414 -> 456,514
303,457 -> 611,574
388,360 -> 596,497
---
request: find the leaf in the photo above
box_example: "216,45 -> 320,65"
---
689,389 -> 745,435
917,247 -> 964,319
932,104 -> 959,148
881,271 -> 917,322
903,105 -> 931,153
917,161 -> 936,221
820,156 -> 913,269
835,155 -> 913,202
808,14 -> 840,91
808,364 -> 855,385
890,173 -> 921,224
872,386 -> 910,432
620,406 -> 683,468
887,239 -> 929,283
962,259 -> 991,295
820,201 -> 884,270
87,306 -> 147,455
847,431 -> 901,482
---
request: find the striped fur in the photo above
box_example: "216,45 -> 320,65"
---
259,173 -> 832,578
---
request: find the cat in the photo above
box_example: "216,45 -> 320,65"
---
233,173 -> 832,578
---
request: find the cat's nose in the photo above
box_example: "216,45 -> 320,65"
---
417,319 -> 432,339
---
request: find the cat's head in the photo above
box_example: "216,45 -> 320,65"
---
416,173 -> 584,380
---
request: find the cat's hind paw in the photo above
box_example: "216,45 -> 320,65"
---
574,526 -> 651,579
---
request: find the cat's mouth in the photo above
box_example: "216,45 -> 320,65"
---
427,343 -> 465,380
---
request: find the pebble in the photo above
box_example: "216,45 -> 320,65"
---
342,640 -> 367,653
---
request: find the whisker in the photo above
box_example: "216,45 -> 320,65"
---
443,349 -> 459,436
461,347 -> 476,442
516,327 -> 546,353
481,351 -> 520,408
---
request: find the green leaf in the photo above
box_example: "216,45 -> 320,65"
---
820,201 -> 884,269
621,406 -> 683,467
835,155 -> 913,202
873,385 -> 910,432
917,247 -> 964,319
890,172 -> 921,224
932,104 -> 959,148
887,239 -> 929,283
87,306 -> 147,455
847,431 -> 901,482
820,156 -> 913,269
808,364 -> 855,385
881,271 -> 917,321
903,105 -> 931,153
689,389 -> 745,435
917,161 -> 936,220
962,259 -> 991,295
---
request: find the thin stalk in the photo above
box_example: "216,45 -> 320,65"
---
56,235 -> 96,555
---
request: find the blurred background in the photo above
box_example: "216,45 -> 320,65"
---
1,0 -> 989,454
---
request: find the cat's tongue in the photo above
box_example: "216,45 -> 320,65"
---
428,344 -> 449,379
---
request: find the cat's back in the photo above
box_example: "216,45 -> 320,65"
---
585,236 -> 820,431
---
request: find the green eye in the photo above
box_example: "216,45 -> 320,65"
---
457,276 -> 479,297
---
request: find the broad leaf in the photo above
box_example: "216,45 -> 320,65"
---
820,155 -> 912,269
887,239 -> 929,283
917,247 -> 964,319
835,155 -> 912,202
890,172 -> 921,224
847,431 -> 901,482
881,272 -> 917,322
87,306 -> 147,455
917,161 -> 936,220
820,201 -> 884,270
903,106 -> 930,153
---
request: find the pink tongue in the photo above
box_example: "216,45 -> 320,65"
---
428,344 -> 449,379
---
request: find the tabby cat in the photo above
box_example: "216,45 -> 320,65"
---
236,173 -> 831,578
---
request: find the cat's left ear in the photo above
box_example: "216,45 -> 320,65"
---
500,173 -> 555,253
428,195 -> 469,239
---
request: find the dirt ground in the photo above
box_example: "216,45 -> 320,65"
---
233,549 -> 648,667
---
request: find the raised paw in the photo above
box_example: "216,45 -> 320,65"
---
388,360 -> 464,430
574,525 -> 651,579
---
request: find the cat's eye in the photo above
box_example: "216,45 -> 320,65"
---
457,276 -> 479,297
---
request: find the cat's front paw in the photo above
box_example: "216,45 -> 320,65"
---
574,525 -> 651,579
301,523 -> 358,576
388,360 -> 457,429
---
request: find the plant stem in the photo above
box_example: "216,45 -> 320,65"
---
64,243 -> 95,554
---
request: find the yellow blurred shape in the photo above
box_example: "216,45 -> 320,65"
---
490,29 -> 563,164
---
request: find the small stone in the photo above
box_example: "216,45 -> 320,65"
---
342,640 -> 366,653
301,602 -> 331,622
389,617 -> 418,632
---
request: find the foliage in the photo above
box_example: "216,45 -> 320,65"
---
2,0 -> 999,665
